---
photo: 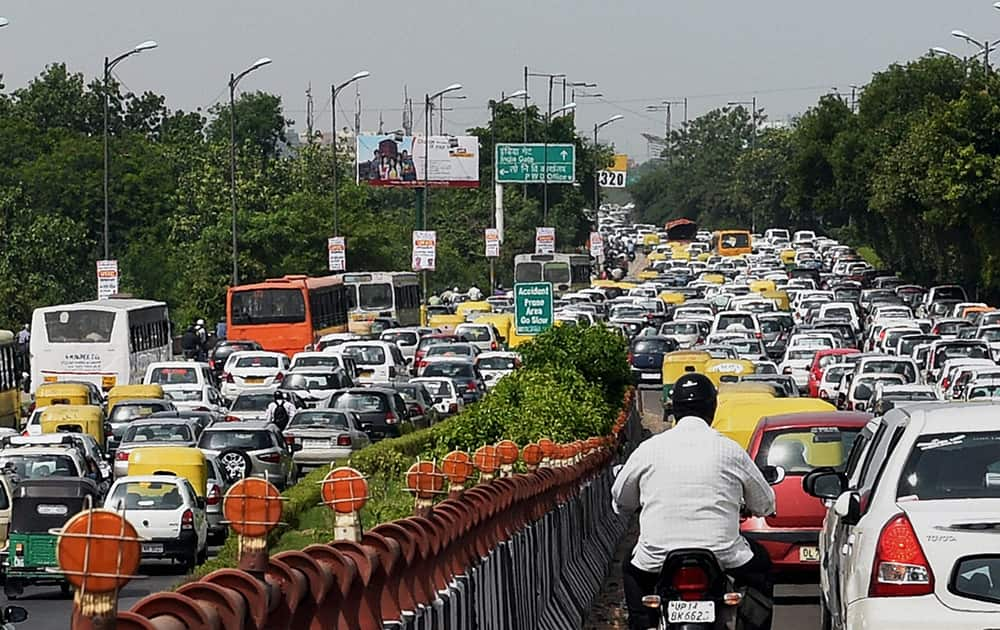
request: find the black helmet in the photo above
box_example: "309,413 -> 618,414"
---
273,390 -> 284,402
671,373 -> 718,424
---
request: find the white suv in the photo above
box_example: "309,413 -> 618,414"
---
806,403 -> 1000,629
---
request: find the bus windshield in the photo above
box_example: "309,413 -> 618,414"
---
515,262 -> 542,283
231,289 -> 305,325
44,310 -> 116,343
359,283 -> 393,310
544,262 -> 570,285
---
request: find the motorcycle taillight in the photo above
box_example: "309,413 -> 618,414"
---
672,566 -> 711,601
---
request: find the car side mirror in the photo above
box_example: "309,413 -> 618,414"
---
759,465 -> 785,485
803,467 -> 847,500
833,491 -> 862,526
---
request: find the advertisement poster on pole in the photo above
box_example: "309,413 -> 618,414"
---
327,237 -> 346,272
96,260 -> 119,300
535,227 -> 555,255
589,232 -> 604,258
485,229 -> 500,258
356,135 -> 480,188
412,230 -> 437,271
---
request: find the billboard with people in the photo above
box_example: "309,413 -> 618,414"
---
356,134 -> 480,188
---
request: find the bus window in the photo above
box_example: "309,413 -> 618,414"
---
359,283 -> 393,311
231,289 -> 306,324
543,262 -> 570,285
571,263 -> 591,286
515,262 -> 542,283
44,310 -> 116,343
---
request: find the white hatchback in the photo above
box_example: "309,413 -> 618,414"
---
807,404 -> 1000,630
220,352 -> 290,399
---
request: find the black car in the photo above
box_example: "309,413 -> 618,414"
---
419,359 -> 486,403
373,382 -> 440,429
629,336 -> 679,386
326,388 -> 412,440
209,340 -> 263,376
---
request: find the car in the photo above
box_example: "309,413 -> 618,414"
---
208,339 -> 263,376
710,311 -> 761,336
808,349 -> 861,398
315,332 -> 360,351
162,384 -> 228,415
326,388 -> 413,441
105,475 -> 208,570
0,434 -> 110,491
843,372 -> 906,412
107,398 -> 177,453
629,336 -> 680,385
277,368 -> 353,407
112,418 -> 200,477
417,343 -> 480,374
963,378 -> 1000,401
474,352 -> 521,390
779,347 -> 820,392
220,351 -> 290,399
816,363 -> 855,405
413,333 -> 465,368
409,377 -> 464,417
419,359 -> 486,403
379,327 -> 428,362
870,384 -> 939,414
742,411 -> 871,578
143,361 -> 218,390
658,320 -> 704,349
197,422 -> 298,489
0,446 -> 89,482
283,409 -> 371,470
453,323 -> 504,353
335,341 -> 409,385
374,382 -> 441,428
807,403 -> 1000,630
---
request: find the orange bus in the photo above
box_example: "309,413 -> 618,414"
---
226,274 -> 349,358
712,230 -> 752,257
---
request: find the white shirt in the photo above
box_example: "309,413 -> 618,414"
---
265,401 -> 296,423
611,416 -> 775,572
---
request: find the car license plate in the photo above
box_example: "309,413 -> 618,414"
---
303,439 -> 328,449
667,600 -> 715,623
245,377 -> 265,384
799,546 -> 820,562
141,543 -> 163,554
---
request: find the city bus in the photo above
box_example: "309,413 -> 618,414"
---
712,230 -> 753,257
513,253 -> 591,294
336,272 -> 421,334
0,331 -> 21,428
30,299 -> 172,393
226,274 -> 350,357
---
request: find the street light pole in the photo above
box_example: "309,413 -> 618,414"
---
489,89 -> 528,293
421,83 -> 462,304
526,71 -> 565,221
592,115 -> 623,232
102,40 -> 157,261
229,57 -> 273,286
952,30 -> 995,81
331,70 -> 370,238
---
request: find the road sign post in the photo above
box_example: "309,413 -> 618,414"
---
514,282 -> 554,336
496,143 -> 576,184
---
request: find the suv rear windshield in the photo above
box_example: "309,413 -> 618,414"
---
381,331 -> 419,346
716,314 -> 754,331
897,431 -> 1000,500
232,393 -> 274,411
754,427 -> 861,474
342,346 -> 386,365
199,430 -> 274,451
235,356 -> 279,369
110,481 -> 184,510
329,392 -> 388,412
109,402 -> 168,423
422,362 -> 475,378
123,423 -> 193,443
456,327 -> 491,342
293,356 -> 341,369
148,367 -> 198,385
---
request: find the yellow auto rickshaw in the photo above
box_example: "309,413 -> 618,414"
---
127,446 -> 208,497
34,383 -> 92,408
713,397 -> 835,449
643,233 -> 661,249
456,301 -> 493,322
474,313 -> 530,349
39,405 -> 107,446
717,381 -> 777,399
647,251 -> 667,262
762,290 -> 790,311
428,311 -> 465,332
658,291 -> 686,306
107,384 -> 164,413
749,280 -> 776,294
779,249 -> 796,266
703,358 -> 756,388
661,351 -> 712,402
638,269 -> 659,281
699,273 -> 725,285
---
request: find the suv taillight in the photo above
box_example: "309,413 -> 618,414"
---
206,484 -> 221,506
181,509 -> 194,531
226,415 -> 239,422
284,435 -> 296,446
672,566 -> 711,601
337,434 -> 352,447
274,372 -> 284,382
490,341 -> 498,351
466,381 -> 477,391
869,514 -> 934,597
384,411 -> 397,425
258,452 -> 281,463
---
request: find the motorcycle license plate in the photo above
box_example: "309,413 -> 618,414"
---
799,546 -> 820,562
667,600 -> 715,623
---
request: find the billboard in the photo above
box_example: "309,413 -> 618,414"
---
357,134 -> 480,188
412,230 -> 437,271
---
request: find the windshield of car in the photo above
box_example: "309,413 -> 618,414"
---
862,360 -> 917,383
123,423 -> 193,443
476,356 -> 517,371
293,356 -> 341,369
0,454 -> 77,479
281,373 -> 340,390
980,329 -> 1000,342
148,367 -> 198,385
415,380 -> 452,397
198,430 -> 273,451
661,322 -> 699,335
935,344 -> 989,365
165,389 -> 203,402
632,339 -> 673,355
726,339 -> 763,354
109,481 -> 185,511
426,344 -> 474,357
342,345 -> 386,365
381,331 -> 419,346
329,392 -> 388,412
44,309 -> 116,343
788,349 -> 816,361
109,403 -> 164,423
231,393 -> 274,411
754,427 -> 860,474
288,411 -> 350,429
422,362 -> 475,378
897,431 -> 1000,500
456,327 -> 491,342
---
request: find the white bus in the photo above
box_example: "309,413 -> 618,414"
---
336,272 -> 421,334
30,299 -> 172,393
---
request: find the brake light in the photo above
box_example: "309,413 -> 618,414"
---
226,415 -> 240,422
448,403 -> 458,413
755,332 -> 762,339
274,372 -> 284,382
490,341 -> 498,350
257,452 -> 282,463
337,434 -> 352,447
627,353 -> 634,363
181,509 -> 194,531
415,404 -> 425,416
20,431 -> 27,437
672,566 -> 711,601
941,377 -> 950,391
869,514 -> 934,597
385,412 -> 397,425
206,484 -> 221,506
284,435 -> 296,446
115,451 -> 129,462
224,372 -> 234,383
783,367 -> 792,374
466,381 -> 477,392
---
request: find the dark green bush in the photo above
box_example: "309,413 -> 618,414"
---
517,324 -> 630,405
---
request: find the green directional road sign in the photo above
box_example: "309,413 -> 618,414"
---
495,143 -> 576,184
514,282 -> 554,335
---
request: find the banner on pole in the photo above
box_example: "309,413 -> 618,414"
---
327,237 -> 346,272
535,227 -> 555,255
485,229 -> 500,258
96,260 -> 119,300
412,230 -> 437,271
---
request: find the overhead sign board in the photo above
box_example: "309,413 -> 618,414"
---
514,282 -> 554,336
412,230 -> 437,271
495,143 -> 576,184
598,153 -> 628,188
357,135 -> 479,188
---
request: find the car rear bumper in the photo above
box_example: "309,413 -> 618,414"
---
630,368 -> 663,384
742,529 -> 820,572
846,596 -> 1000,628
293,447 -> 355,466
140,532 -> 197,561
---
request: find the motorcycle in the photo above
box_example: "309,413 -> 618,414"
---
640,465 -> 785,630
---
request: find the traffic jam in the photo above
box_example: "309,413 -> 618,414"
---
599,205 -> 1000,629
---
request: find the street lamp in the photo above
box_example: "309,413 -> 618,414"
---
102,40 -> 158,261
229,56 -> 272,286
593,114 -> 624,232
331,70 -> 370,237
489,89 -> 528,291
951,29 -> 993,78
0,18 -> 9,28
438,94 -> 467,134
930,46 -> 961,59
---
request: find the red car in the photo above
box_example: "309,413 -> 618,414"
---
806,348 -> 859,398
741,411 -> 870,577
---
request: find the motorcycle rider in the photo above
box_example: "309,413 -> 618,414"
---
265,391 -> 296,430
612,373 -> 776,630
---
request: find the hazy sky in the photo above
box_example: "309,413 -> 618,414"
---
0,1 -> 995,160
